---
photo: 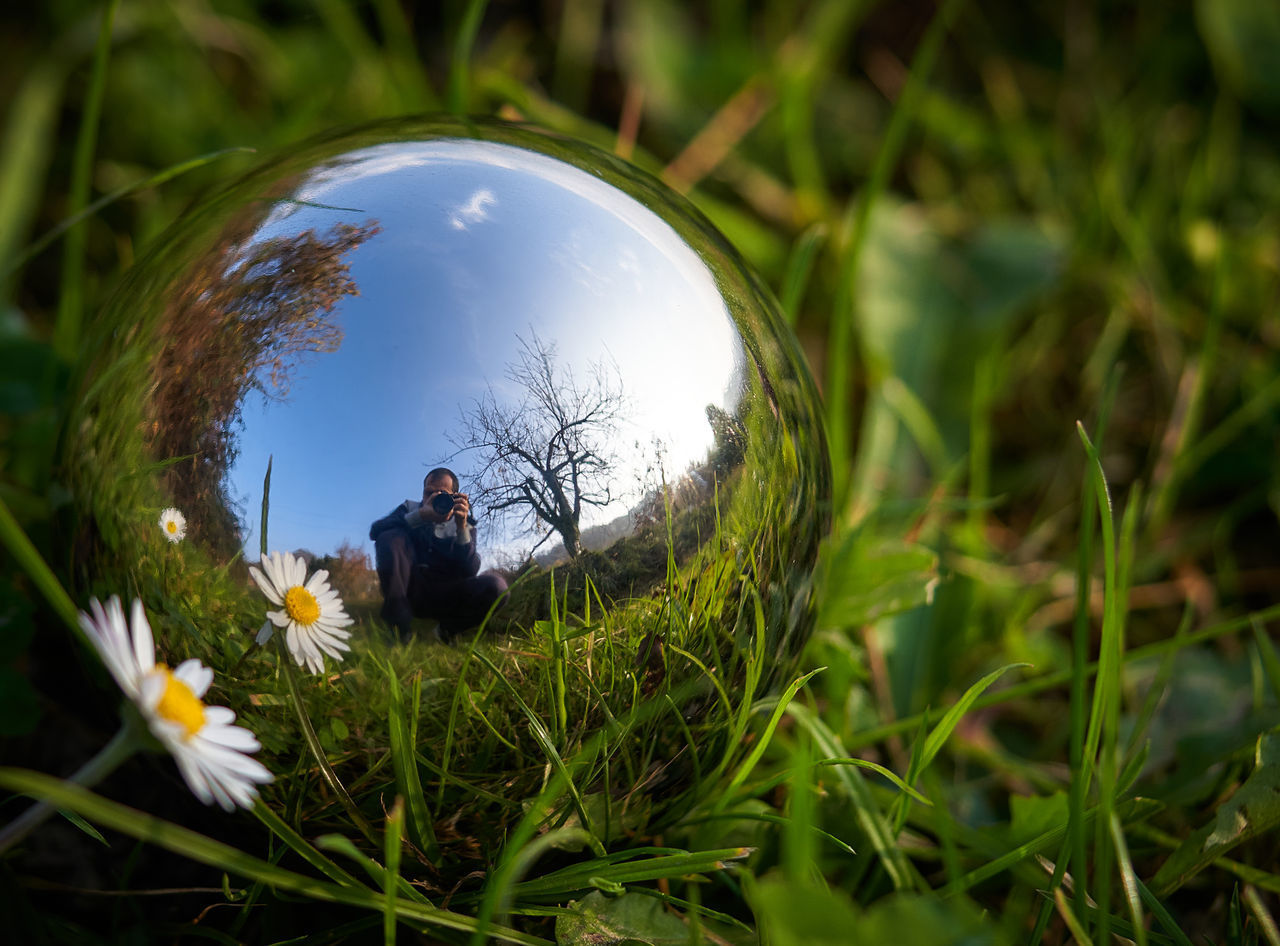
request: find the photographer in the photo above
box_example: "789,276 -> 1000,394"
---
370,467 -> 507,641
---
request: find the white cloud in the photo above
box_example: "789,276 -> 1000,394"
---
449,187 -> 497,230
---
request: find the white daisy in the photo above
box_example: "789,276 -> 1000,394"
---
158,507 -> 186,543
77,597 -> 274,811
249,550 -> 354,674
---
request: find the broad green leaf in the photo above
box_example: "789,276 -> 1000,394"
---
553,792 -> 652,852
816,532 -> 938,629
748,876 -> 861,946
1151,731 -> 1280,896
852,202 -> 1061,504
1009,792 -> 1070,845
856,892 -> 1007,945
555,890 -> 691,946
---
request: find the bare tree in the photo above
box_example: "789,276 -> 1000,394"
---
452,333 -> 626,558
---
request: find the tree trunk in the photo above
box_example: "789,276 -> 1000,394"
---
560,522 -> 581,558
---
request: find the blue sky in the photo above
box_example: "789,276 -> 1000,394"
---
224,139 -> 746,564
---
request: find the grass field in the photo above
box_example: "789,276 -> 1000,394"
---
3,1 -> 1280,943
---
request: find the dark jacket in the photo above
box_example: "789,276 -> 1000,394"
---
369,502 -> 481,579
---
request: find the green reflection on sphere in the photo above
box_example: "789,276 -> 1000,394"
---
68,117 -> 829,875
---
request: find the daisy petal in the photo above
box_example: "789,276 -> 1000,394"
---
78,597 -> 272,811
251,549 -> 357,674
130,598 -> 156,674
174,659 -> 214,698
249,565 -> 283,605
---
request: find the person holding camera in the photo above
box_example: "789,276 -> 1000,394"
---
370,467 -> 507,641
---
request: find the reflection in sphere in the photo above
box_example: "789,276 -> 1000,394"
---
69,117 -> 829,872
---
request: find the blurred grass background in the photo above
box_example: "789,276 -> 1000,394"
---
3,0 -> 1280,943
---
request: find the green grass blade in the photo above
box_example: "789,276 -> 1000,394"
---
830,0 -> 966,500
1110,813 -> 1149,946
53,0 -> 117,362
1054,889 -> 1095,946
509,848 -> 753,901
1252,616 -> 1280,704
0,59 -> 64,276
2,147 -> 254,283
1133,874 -> 1195,946
846,603 -> 1280,752
938,797 -> 1162,897
787,703 -> 919,892
465,825 -> 596,945
448,0 -> 490,114
778,223 -> 827,324
313,834 -> 431,904
881,376 -> 950,481
277,636 -> 376,845
889,663 -> 1028,836
682,811 -> 855,857
1077,420 -> 1123,942
1243,886 -> 1280,946
473,650 -> 603,855
782,738 -> 816,882
1038,365 -> 1121,946
384,798 -> 404,946
920,663 -> 1029,772
0,493 -> 84,639
813,758 -> 932,806
251,801 -> 362,888
716,668 -> 824,809
260,455 -> 272,559
387,664 -> 439,861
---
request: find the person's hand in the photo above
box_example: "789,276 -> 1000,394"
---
420,489 -> 452,524
451,492 -> 470,524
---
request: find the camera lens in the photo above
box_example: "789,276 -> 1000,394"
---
431,493 -> 455,516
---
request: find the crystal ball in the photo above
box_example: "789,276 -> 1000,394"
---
69,117 -> 829,863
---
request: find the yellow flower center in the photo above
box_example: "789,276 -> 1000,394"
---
166,520 -> 178,533
285,585 -> 321,626
154,666 -> 205,739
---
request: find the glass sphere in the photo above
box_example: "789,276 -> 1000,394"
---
69,117 -> 828,866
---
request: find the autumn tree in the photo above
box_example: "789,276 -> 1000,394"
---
149,219 -> 380,555
452,333 -> 627,558
313,540 -> 380,608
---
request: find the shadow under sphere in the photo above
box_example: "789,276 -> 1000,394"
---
70,117 -> 829,861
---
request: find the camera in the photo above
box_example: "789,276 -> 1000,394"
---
430,492 -> 459,516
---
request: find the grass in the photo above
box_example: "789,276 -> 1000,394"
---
2,0 -> 1280,944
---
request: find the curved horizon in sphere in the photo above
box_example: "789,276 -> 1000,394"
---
225,135 -> 749,564
68,117 -> 830,862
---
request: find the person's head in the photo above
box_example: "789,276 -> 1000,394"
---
423,467 -> 459,500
